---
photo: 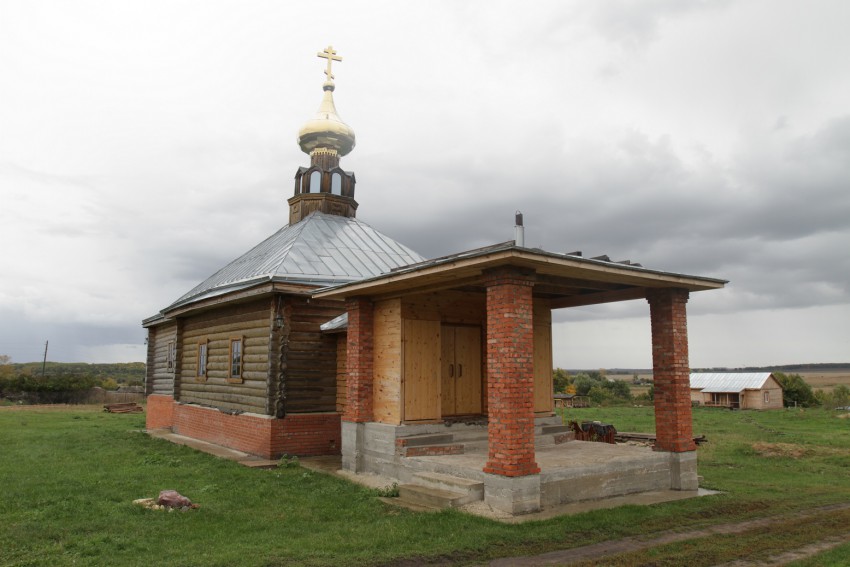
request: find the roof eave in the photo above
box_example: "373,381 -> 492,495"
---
313,244 -> 727,301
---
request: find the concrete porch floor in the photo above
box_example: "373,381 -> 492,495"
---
397,438 -> 708,517
146,427 -> 717,521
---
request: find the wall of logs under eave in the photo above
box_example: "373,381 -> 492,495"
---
280,296 -> 344,414
147,322 -> 177,396
179,299 -> 271,414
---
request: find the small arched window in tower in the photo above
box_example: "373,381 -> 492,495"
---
331,173 -> 342,195
309,171 -> 321,193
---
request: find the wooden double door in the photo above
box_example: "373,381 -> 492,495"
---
441,325 -> 482,416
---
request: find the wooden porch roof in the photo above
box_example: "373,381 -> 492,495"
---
313,241 -> 726,308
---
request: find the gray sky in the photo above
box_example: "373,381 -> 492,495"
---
1,0 -> 848,368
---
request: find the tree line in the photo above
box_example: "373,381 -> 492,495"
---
550,367 -> 848,410
0,357 -> 146,404
553,369 -> 640,406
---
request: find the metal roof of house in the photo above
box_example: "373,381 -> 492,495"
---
165,211 -> 424,311
689,373 -> 775,393
320,312 -> 348,333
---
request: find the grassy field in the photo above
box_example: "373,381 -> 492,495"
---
1,405 -> 849,566
800,370 -> 850,393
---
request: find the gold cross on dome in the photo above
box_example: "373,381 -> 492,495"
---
317,45 -> 342,81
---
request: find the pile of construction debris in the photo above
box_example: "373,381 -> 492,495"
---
104,402 -> 143,413
134,490 -> 199,512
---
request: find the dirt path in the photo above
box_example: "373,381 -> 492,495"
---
712,533 -> 850,566
488,503 -> 850,567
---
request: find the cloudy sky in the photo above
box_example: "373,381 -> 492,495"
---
1,0 -> 848,368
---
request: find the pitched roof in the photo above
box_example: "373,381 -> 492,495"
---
689,373 -> 776,393
166,211 -> 424,310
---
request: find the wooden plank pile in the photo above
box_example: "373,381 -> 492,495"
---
104,402 -> 143,414
615,432 -> 708,445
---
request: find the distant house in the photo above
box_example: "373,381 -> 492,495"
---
553,393 -> 590,408
689,373 -> 784,410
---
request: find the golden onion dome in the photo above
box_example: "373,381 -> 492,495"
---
297,79 -> 356,157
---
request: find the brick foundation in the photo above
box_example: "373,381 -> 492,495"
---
647,288 -> 695,453
146,394 -> 175,429
482,267 -> 540,477
145,396 -> 341,459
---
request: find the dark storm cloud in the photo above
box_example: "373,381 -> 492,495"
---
366,114 -> 850,323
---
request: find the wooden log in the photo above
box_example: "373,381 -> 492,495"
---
179,390 -> 266,411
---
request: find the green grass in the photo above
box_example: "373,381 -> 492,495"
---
1,406 -> 849,566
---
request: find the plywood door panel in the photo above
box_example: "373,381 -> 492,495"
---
440,328 -> 456,416
441,325 -> 482,416
373,299 -> 402,424
454,326 -> 482,415
533,302 -> 553,413
403,319 -> 441,421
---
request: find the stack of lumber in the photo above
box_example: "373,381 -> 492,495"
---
103,402 -> 143,414
615,432 -> 708,445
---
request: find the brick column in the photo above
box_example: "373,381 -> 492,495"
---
647,288 -> 695,452
482,267 -> 540,477
343,297 -> 374,423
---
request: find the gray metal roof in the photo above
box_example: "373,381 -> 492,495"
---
167,212 -> 424,310
690,373 -> 775,393
320,312 -> 348,333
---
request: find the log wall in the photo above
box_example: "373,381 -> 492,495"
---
335,335 -> 347,413
283,297 -> 345,413
147,322 -> 177,396
179,299 -> 271,414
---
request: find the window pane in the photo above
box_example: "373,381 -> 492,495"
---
331,173 -> 342,195
198,343 -> 207,377
310,171 -> 321,193
230,339 -> 242,378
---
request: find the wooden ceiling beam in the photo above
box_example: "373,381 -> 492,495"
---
550,287 -> 649,309
534,274 -> 623,291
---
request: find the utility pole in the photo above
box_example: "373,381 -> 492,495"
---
41,340 -> 48,376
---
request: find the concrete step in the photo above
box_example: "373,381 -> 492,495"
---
397,484 -> 469,510
540,424 -> 570,435
396,433 -> 454,447
401,443 -> 464,457
412,471 -> 484,505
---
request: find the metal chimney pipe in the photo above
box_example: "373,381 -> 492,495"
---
514,211 -> 525,247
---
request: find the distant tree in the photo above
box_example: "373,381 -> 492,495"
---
588,385 -> 609,405
604,379 -> 633,400
0,355 -> 12,379
573,373 -> 595,396
774,372 -> 819,407
553,368 -> 570,394
818,384 -> 850,410
832,385 -> 850,409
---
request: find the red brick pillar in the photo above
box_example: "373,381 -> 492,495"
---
343,297 -> 374,423
647,288 -> 695,452
482,267 -> 540,477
